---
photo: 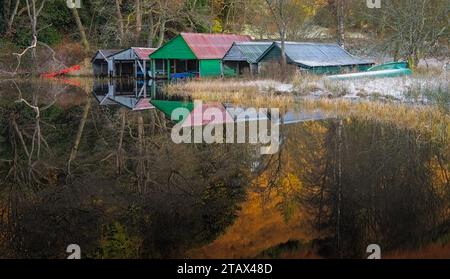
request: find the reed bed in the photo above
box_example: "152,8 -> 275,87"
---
166,79 -> 295,108
166,77 -> 449,141
300,98 -> 450,141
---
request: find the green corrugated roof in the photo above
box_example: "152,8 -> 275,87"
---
150,100 -> 194,122
149,35 -> 197,60
223,42 -> 272,64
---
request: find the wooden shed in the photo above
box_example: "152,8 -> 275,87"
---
93,80 -> 155,110
257,42 -> 374,75
149,33 -> 252,79
108,47 -> 157,78
222,42 -> 272,76
91,49 -> 121,77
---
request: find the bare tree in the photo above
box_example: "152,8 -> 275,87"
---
71,5 -> 90,51
135,0 -> 142,44
154,0 -> 184,48
147,13 -> 155,47
25,0 -> 45,61
6,0 -> 21,35
140,0 -> 157,47
265,0 -> 289,70
67,98 -> 91,176
115,0 -> 125,46
265,0 -> 305,76
10,0 -> 46,75
336,0 -> 345,48
364,0 -> 448,67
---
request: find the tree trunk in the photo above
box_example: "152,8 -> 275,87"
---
71,7 -> 90,51
67,97 -> 91,176
135,0 -> 142,44
280,30 -> 287,77
337,0 -> 345,49
156,19 -> 166,48
147,13 -> 154,47
30,1 -> 38,71
115,0 -> 125,46
6,0 -> 20,35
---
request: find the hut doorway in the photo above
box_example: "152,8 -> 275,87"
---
114,61 -> 135,77
223,61 -> 250,76
93,60 -> 109,77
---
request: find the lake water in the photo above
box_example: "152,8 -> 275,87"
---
0,78 -> 449,259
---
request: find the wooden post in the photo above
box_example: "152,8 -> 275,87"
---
151,79 -> 156,98
135,60 -> 138,79
151,60 -> 156,79
110,59 -> 114,78
135,79 -> 138,97
143,60 -> 147,79
143,81 -> 147,98
167,59 -> 171,80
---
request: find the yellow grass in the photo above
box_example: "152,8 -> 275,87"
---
166,79 -> 294,108
300,98 -> 450,142
167,78 -> 449,142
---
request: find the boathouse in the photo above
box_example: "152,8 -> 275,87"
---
93,80 -> 155,110
149,32 -> 251,79
91,49 -> 121,77
108,47 -> 157,78
257,42 -> 374,75
222,42 -> 272,76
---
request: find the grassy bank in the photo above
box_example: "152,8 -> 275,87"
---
300,98 -> 450,141
166,77 -> 449,144
166,79 -> 295,108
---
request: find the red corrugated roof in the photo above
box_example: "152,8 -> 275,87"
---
180,33 -> 252,59
132,47 -> 157,60
181,102 -> 234,127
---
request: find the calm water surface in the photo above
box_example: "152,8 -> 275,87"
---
0,78 -> 449,258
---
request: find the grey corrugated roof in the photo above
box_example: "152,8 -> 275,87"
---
101,49 -> 122,57
260,42 -> 373,67
223,42 -> 272,64
91,49 -> 122,61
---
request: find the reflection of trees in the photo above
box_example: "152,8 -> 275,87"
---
116,111 -> 254,258
254,117 -> 449,258
298,119 -> 449,258
0,83 -> 254,258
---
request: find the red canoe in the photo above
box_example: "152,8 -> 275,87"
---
41,65 -> 81,78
